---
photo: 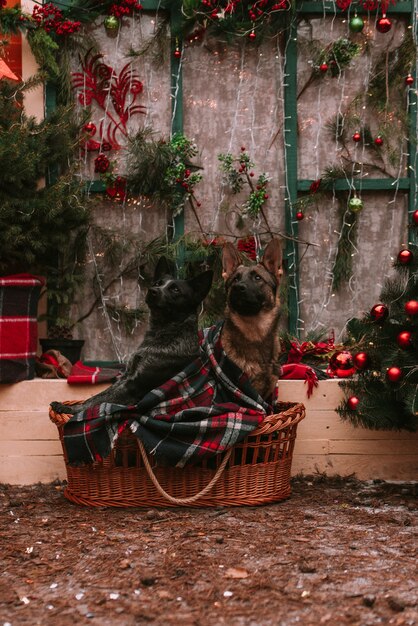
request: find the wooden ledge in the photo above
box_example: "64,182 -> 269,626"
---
1,379 -> 417,485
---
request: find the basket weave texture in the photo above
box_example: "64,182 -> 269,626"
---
50,401 -> 305,508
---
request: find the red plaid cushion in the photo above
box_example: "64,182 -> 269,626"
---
0,274 -> 45,383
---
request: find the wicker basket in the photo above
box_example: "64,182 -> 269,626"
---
49,401 -> 305,508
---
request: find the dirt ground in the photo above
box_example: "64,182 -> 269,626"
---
1,476 -> 417,626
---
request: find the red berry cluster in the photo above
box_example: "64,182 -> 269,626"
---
175,168 -> 192,192
94,153 -> 111,174
109,0 -> 142,18
32,3 -> 81,35
248,0 -> 287,21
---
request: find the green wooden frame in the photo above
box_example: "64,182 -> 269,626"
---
285,0 -> 416,334
47,0 -> 417,336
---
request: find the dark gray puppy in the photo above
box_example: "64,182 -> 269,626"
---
58,258 -> 213,412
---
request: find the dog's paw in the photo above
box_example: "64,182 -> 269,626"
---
49,401 -> 77,415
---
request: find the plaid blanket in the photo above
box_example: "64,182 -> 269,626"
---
0,274 -> 45,384
67,360 -> 124,385
59,323 -> 273,467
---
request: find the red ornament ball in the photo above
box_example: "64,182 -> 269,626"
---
370,303 -> 389,322
374,136 -> 383,146
376,14 -> 392,33
296,211 -> 304,221
412,209 -> 418,225
174,48 -> 181,59
249,30 -> 256,40
328,351 -> 356,378
347,396 -> 360,410
397,249 -> 413,265
352,131 -> 361,143
319,63 -> 328,73
405,74 -> 414,86
387,366 -> 402,383
83,122 -> 96,136
353,351 -> 369,370
397,331 -> 412,349
405,300 -> 418,316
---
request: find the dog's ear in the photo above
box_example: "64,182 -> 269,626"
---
222,242 -> 242,281
260,238 -> 283,280
188,269 -> 213,303
153,256 -> 175,281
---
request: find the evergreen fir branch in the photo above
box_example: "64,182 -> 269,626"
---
126,129 -> 202,215
0,6 -> 27,34
337,376 -> 417,431
27,28 -> 60,78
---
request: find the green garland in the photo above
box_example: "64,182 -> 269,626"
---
218,149 -> 272,232
181,0 -> 292,42
125,129 -> 203,217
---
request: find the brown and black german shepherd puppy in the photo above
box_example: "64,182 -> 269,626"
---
221,237 -> 283,401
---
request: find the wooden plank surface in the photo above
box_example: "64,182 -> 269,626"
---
0,380 -> 109,410
292,454 -> 418,481
0,456 -> 66,485
1,379 -> 418,485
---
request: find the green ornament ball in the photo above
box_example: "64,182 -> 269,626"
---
348,196 -> 364,213
104,15 -> 120,33
349,15 -> 364,33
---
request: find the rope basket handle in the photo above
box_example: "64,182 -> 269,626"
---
137,440 -> 232,505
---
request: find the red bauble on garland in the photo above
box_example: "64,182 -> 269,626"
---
320,63 -> 328,73
397,249 -> 413,265
386,366 -> 402,383
374,136 -> 383,146
296,211 -> 304,221
328,351 -> 356,378
370,303 -> 389,322
249,30 -> 256,40
376,14 -> 392,33
353,351 -> 369,370
397,331 -> 412,349
352,131 -> 361,143
174,48 -> 181,59
347,396 -> 360,410
412,209 -> 418,225
83,122 -> 96,136
405,300 -> 418,316
405,74 -> 414,86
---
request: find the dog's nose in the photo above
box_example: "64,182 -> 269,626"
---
148,287 -> 159,296
236,284 -> 247,292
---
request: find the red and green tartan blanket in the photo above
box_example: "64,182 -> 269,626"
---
54,323 -> 273,468
0,273 -> 45,383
